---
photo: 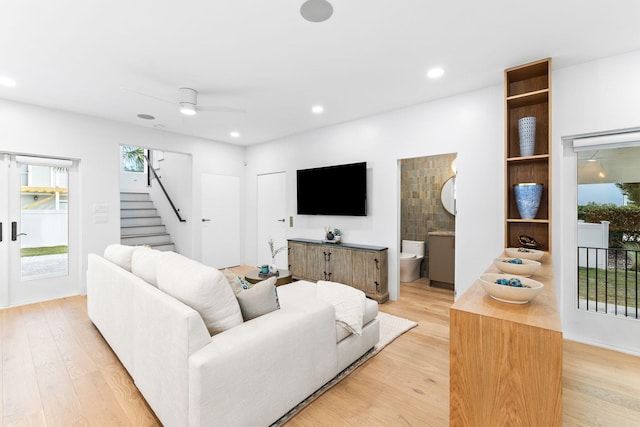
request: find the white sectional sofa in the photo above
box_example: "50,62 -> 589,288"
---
86,245 -> 379,427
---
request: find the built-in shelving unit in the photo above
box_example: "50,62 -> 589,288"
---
505,58 -> 552,251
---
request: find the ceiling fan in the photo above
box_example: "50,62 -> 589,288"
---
125,87 -> 245,116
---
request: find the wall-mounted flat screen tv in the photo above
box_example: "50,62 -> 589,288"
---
297,162 -> 367,216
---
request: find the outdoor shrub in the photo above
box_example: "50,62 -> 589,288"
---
621,241 -> 640,271
579,203 -> 640,247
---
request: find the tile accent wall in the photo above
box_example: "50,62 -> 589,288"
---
400,153 -> 456,277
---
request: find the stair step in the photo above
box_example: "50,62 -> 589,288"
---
120,216 -> 163,227
121,233 -> 172,245
120,192 -> 151,202
121,208 -> 158,218
119,192 -> 176,253
120,225 -> 167,236
121,200 -> 154,209
150,242 -> 176,252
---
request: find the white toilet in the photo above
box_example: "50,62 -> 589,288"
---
400,240 -> 425,282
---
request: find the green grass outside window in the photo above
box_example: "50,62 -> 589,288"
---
21,246 -> 68,257
578,267 -> 639,309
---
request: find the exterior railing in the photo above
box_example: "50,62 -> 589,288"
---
577,246 -> 639,319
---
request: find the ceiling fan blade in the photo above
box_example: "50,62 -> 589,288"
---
197,106 -> 247,113
121,87 -> 173,105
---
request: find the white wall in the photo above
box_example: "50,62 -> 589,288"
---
245,86 -> 504,300
554,49 -> 640,355
0,99 -> 245,296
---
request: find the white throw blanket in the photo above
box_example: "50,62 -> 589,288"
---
316,280 -> 366,336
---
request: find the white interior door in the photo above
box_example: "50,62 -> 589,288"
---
0,154 -> 9,306
0,154 -> 79,307
201,174 -> 240,269
257,172 -> 288,269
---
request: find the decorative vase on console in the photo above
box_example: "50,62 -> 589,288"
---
267,238 -> 286,273
513,183 -> 543,219
518,116 -> 536,156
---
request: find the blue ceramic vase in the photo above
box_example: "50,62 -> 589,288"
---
518,116 -> 536,156
514,183 -> 543,219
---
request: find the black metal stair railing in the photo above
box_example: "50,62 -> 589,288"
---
577,246 -> 639,319
144,154 -> 186,223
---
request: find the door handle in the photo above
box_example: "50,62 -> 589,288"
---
202,218 -> 211,222
277,218 -> 285,222
11,222 -> 26,241
0,222 -> 2,242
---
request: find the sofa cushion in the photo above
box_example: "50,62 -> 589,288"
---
236,276 -> 280,321
104,244 -> 144,272
156,252 -> 243,336
131,247 -> 164,287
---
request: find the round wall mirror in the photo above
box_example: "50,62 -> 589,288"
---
441,176 -> 456,215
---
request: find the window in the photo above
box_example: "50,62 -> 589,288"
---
577,145 -> 640,318
122,145 -> 146,173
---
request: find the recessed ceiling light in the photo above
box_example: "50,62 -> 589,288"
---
312,105 -> 324,114
300,0 -> 333,22
230,131 -> 240,138
427,67 -> 445,79
0,76 -> 17,87
137,114 -> 155,120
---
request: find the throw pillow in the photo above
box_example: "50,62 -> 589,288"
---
157,252 -> 243,335
104,244 -> 145,272
222,268 -> 244,295
235,276 -> 280,321
131,247 -> 165,286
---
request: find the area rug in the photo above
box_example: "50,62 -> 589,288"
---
271,311 -> 418,426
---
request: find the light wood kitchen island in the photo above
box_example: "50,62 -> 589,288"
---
450,253 -> 562,426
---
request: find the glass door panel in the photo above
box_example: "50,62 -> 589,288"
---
1,154 -> 76,307
19,162 -> 69,281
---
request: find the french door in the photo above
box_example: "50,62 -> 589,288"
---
0,153 -> 78,307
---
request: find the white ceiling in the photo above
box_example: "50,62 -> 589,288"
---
2,1 -> 640,146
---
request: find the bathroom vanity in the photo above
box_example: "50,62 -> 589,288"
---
428,231 -> 455,289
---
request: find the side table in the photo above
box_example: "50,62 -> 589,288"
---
244,269 -> 293,287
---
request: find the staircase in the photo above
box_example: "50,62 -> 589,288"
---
120,192 -> 176,251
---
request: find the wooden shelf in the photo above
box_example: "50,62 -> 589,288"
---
506,88 -> 549,108
504,58 -> 552,252
506,153 -> 549,162
506,58 -> 550,96
506,218 -> 550,223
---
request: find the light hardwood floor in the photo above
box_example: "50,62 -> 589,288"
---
1,272 -> 639,426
